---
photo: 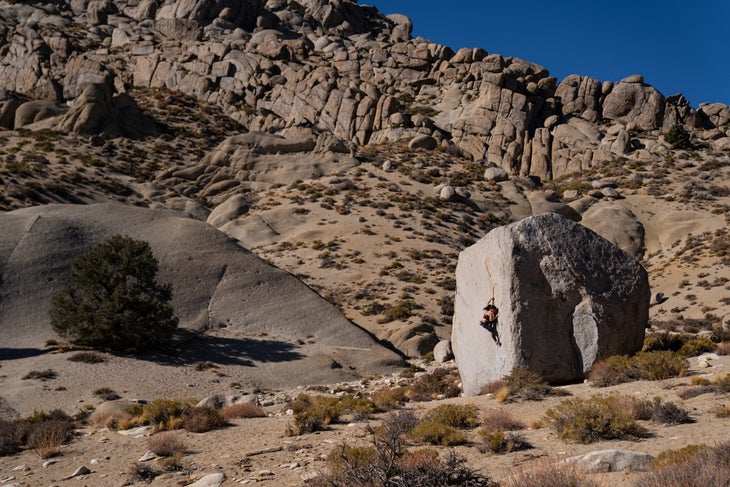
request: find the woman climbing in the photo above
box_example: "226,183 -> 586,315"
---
480,297 -> 501,346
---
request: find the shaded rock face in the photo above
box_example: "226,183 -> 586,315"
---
0,204 -> 403,383
452,213 -> 649,395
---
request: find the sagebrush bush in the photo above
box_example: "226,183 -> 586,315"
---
503,460 -> 598,487
93,387 -> 120,401
678,337 -> 716,357
485,367 -> 558,402
220,403 -> 266,419
409,421 -> 466,446
89,409 -> 132,430
638,442 -> 730,486
181,406 -> 227,433
0,420 -> 23,456
544,394 -> 649,443
284,393 -> 376,436
405,368 -> 461,401
28,420 -> 72,458
311,409 -> 495,487
67,352 -> 106,364
481,410 -> 525,432
370,387 -> 406,411
423,404 -> 479,429
589,351 -> 687,386
654,444 -> 708,468
147,433 -> 187,457
478,430 -> 531,454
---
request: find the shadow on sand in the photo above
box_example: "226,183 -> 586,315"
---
143,331 -> 305,367
0,348 -> 47,360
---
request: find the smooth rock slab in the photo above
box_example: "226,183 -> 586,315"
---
188,473 -> 226,487
563,449 -> 654,473
452,213 -> 650,395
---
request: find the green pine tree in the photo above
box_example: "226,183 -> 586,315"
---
50,235 -> 178,353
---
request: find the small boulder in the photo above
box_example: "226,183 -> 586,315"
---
409,134 -> 437,150
433,340 -> 454,363
452,213 -> 650,395
439,185 -> 456,201
563,449 -> 654,473
483,167 -> 509,182
187,473 -> 226,487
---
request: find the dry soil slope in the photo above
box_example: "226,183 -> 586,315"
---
0,203 -> 403,378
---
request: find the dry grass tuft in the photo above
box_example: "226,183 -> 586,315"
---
221,403 -> 267,419
147,433 -> 187,457
481,410 -> 525,432
638,442 -> 730,486
502,460 -> 598,487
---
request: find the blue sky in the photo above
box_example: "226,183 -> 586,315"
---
364,1 -> 729,107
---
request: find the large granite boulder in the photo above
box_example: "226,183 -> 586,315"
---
452,213 -> 649,395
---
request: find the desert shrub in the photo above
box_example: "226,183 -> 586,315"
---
638,442 -> 730,486
405,368 -> 461,401
678,337 -> 716,357
129,462 -> 162,483
589,351 -> 687,386
220,403 -> 266,419
503,460 -> 598,487
49,235 -> 178,353
713,403 -> 730,418
491,367 -> 558,402
181,406 -> 227,433
0,420 -> 23,456
478,430 -> 531,454
630,350 -> 688,380
312,407 -> 494,486
370,387 -> 407,411
285,393 -> 375,436
22,369 -> 57,381
147,433 -> 187,457
665,124 -> 692,150
481,410 -> 525,432
479,379 -> 506,395
654,444 -> 708,468
543,394 -> 649,443
643,332 -> 694,353
714,373 -> 730,393
27,420 -> 72,458
648,398 -> 693,425
93,388 -> 120,401
158,453 -> 185,472
409,422 -> 466,446
67,352 -> 106,363
127,399 -> 195,432
423,404 -> 479,429
89,409 -> 132,429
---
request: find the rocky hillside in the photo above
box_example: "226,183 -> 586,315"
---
0,0 -> 728,361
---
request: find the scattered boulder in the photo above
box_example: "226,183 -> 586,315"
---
433,340 -> 453,363
563,450 -> 654,473
14,100 -> 67,129
452,213 -> 650,395
187,473 -> 226,487
408,134 -> 437,150
581,203 -> 645,258
483,166 -> 509,182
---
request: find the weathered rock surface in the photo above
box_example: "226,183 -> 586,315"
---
563,450 -> 655,473
452,213 -> 650,395
0,204 -> 403,383
0,0 -> 726,183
